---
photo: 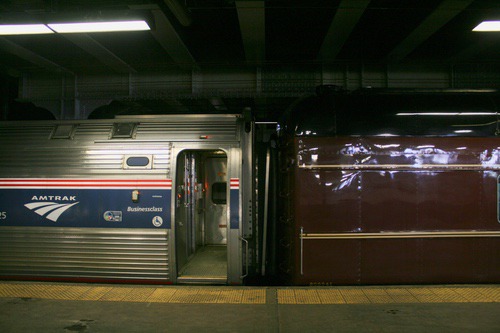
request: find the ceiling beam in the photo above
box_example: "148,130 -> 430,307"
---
0,63 -> 21,77
62,34 -> 137,74
150,8 -> 196,70
236,1 -> 265,64
318,0 -> 371,62
387,0 -> 474,62
163,0 -> 193,27
0,37 -> 73,74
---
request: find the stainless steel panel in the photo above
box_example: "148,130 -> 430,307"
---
0,115 -> 243,284
0,115 -> 239,179
0,122 -> 172,179
130,115 -> 240,142
0,227 -> 170,281
136,122 -> 238,142
175,153 -> 189,271
205,157 -> 227,245
227,147 -> 243,284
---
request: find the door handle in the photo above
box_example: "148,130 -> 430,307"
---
239,236 -> 249,279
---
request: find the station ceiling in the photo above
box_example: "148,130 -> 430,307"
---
0,0 -> 499,119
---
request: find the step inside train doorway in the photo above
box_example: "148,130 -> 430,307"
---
175,150 -> 228,284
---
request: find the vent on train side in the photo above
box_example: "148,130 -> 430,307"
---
50,124 -> 76,139
111,123 -> 137,139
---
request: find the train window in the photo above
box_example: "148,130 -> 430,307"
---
51,124 -> 75,139
124,155 -> 152,169
112,123 -> 137,139
212,182 -> 227,205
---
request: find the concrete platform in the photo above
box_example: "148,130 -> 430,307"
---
0,282 -> 498,332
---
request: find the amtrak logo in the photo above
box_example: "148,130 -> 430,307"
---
24,201 -> 79,222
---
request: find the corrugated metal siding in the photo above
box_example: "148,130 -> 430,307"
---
0,124 -> 53,145
0,116 -> 240,282
0,122 -> 172,178
0,227 -> 170,281
0,116 -> 239,178
73,123 -> 114,140
136,121 -> 239,141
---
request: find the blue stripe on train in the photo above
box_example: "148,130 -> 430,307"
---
230,188 -> 239,229
0,188 -> 171,229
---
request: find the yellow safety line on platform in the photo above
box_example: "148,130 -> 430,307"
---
277,286 -> 500,304
0,283 -> 498,305
0,283 -> 266,304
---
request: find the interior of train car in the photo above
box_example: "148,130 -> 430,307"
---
174,150 -> 229,284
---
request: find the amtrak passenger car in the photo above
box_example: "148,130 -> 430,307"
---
0,115 -> 254,284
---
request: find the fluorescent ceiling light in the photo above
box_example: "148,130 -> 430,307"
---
473,21 -> 500,32
375,133 -> 398,137
47,20 -> 150,33
0,24 -> 54,35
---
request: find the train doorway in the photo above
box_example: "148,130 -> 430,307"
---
174,149 -> 228,284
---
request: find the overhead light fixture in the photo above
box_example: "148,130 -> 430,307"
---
473,21 -> 500,32
0,20 -> 150,35
0,24 -> 54,35
47,20 -> 150,33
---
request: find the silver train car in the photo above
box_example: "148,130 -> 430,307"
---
0,115 -> 257,285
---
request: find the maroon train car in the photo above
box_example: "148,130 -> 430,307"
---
277,87 -> 500,285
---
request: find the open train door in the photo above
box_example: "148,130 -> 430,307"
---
172,148 -> 243,284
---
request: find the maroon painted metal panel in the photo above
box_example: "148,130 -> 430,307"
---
285,136 -> 500,285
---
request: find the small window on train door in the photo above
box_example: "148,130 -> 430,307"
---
212,182 -> 227,205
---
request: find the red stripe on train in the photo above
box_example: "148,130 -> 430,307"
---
0,179 -> 172,188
